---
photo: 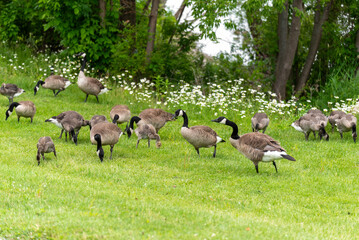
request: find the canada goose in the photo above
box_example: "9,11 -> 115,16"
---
45,111 -> 89,145
328,110 -> 346,133
5,101 -> 36,123
175,109 -> 225,157
0,83 -> 25,105
335,113 -> 357,143
110,105 -> 131,127
127,116 -> 161,148
89,115 -> 108,130
90,122 -> 123,162
34,68 -> 71,96
36,136 -> 57,165
251,112 -> 269,133
212,117 -> 296,173
126,108 -> 175,137
75,52 -> 109,102
307,109 -> 323,115
291,113 -> 329,141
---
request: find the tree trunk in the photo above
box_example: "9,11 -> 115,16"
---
146,0 -> 160,63
273,0 -> 303,100
143,0 -> 152,13
99,0 -> 106,28
356,29 -> 359,77
168,0 -> 187,45
119,0 -> 136,31
294,0 -> 333,96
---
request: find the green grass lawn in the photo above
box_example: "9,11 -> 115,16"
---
0,62 -> 359,239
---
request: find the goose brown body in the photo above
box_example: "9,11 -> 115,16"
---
212,117 -> 295,173
291,113 -> 329,141
328,110 -> 346,132
110,105 -> 131,125
175,109 -> 224,157
0,83 -> 25,104
134,123 -> 161,148
36,136 -> 56,165
34,75 -> 71,96
138,108 -> 175,133
251,112 -> 269,133
89,115 -> 108,129
5,101 -> 36,122
90,122 -> 123,161
336,113 -> 357,142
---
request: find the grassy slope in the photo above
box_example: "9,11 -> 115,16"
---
0,65 -> 359,239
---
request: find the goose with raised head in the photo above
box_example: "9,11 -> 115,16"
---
45,111 -> 89,145
328,110 -> 346,133
126,108 -> 175,137
127,116 -> 161,148
36,137 -> 57,165
90,122 -> 123,162
251,112 -> 269,133
335,113 -> 357,143
0,83 -> 25,105
110,105 -> 131,127
5,101 -> 36,123
291,113 -> 329,141
175,109 -> 225,157
75,52 -> 109,102
34,67 -> 71,96
212,117 -> 296,173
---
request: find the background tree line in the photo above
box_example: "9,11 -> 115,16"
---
0,0 -> 358,101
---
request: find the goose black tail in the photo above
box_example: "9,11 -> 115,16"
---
281,154 -> 296,161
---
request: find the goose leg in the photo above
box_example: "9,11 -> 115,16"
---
273,161 -> 278,173
213,145 -> 217,158
96,96 -> 99,103
263,127 -> 267,134
110,145 -> 114,159
313,131 -> 316,139
196,148 -> 200,156
52,90 -> 56,96
148,139 -> 150,148
84,94 -> 89,102
54,149 -> 57,158
331,125 -> 334,133
17,116 -> 20,122
54,90 -> 62,96
65,131 -> 68,141
59,129 -> 64,139
252,127 -> 255,132
42,153 -> 45,161
340,132 -> 343,139
136,139 -> 140,148
305,132 -> 309,141
31,117 -> 33,123
255,164 -> 259,174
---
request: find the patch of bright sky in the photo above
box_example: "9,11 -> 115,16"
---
166,0 -> 236,56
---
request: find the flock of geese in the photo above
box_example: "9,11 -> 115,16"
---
1,52 -> 356,173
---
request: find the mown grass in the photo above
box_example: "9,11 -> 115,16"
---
0,54 -> 359,239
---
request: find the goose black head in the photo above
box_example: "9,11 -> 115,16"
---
174,109 -> 184,118
211,117 -> 227,124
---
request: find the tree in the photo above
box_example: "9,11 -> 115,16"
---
146,0 -> 160,63
273,0 -> 303,100
294,0 -> 333,96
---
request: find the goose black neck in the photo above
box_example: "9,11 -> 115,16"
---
129,116 -> 141,129
181,111 -> 189,128
226,119 -> 240,139
94,134 -> 102,150
36,81 -> 45,87
8,102 -> 20,112
352,124 -> 356,133
112,114 -> 119,124
81,56 -> 86,72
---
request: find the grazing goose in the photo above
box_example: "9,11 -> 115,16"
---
335,113 -> 357,143
45,111 -> 89,145
175,109 -> 225,157
307,109 -> 323,115
0,83 -> 25,105
36,137 -> 57,165
90,122 -> 123,162
126,108 -> 175,137
5,101 -> 36,123
212,117 -> 296,173
127,116 -> 161,148
328,110 -> 346,133
89,115 -> 108,130
110,105 -> 131,127
34,69 -> 71,96
251,112 -> 269,133
75,52 -> 109,102
291,113 -> 329,141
